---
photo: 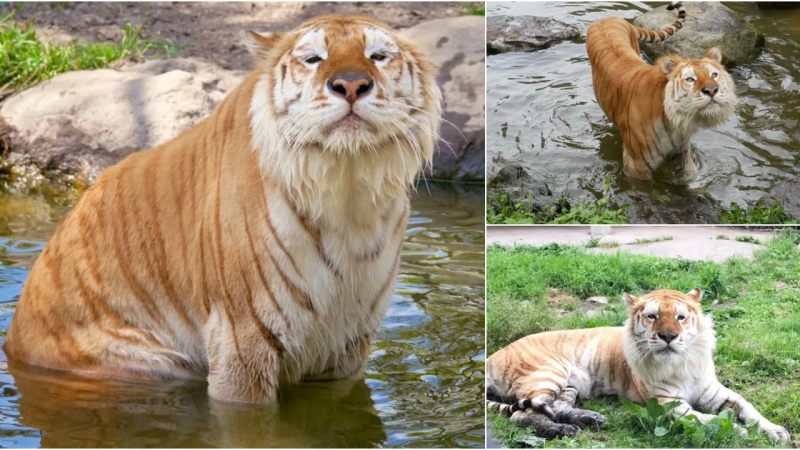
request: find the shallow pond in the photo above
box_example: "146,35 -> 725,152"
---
487,2 -> 800,223
0,182 -> 485,448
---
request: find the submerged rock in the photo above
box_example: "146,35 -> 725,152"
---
633,2 -> 765,65
403,16 -> 486,182
486,15 -> 580,54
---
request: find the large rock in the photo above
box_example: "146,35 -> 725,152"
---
2,17 -> 486,184
615,190 -> 722,224
404,16 -> 485,182
487,165 -> 563,215
633,2 -> 765,65
1,58 -> 246,181
486,15 -> 580,55
758,179 -> 800,220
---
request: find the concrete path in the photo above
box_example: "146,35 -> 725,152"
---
486,226 -> 779,262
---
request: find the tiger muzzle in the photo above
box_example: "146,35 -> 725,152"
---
328,71 -> 374,104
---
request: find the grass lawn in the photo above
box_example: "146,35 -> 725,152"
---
487,229 -> 800,448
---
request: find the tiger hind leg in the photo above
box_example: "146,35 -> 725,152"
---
510,408 -> 580,439
551,386 -> 607,429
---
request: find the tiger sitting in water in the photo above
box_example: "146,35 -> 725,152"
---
486,289 -> 790,443
3,15 -> 442,404
586,2 -> 738,181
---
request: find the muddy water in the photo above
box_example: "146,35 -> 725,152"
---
0,183 -> 485,448
487,2 -> 800,223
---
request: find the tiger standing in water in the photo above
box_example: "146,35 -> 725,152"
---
486,289 -> 790,443
586,2 -> 738,181
3,15 -> 443,404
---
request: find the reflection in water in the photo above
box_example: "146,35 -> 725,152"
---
0,182 -> 485,448
487,2 -> 800,223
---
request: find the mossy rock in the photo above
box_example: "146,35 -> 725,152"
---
632,2 -> 765,65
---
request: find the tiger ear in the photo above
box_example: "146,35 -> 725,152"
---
245,31 -> 282,58
659,55 -> 682,76
685,288 -> 703,304
623,293 -> 640,309
704,47 -> 723,64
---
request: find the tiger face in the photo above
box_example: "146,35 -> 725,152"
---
247,15 -> 441,156
659,48 -> 737,132
623,288 -> 709,362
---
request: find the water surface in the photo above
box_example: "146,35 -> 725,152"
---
0,182 -> 485,448
487,2 -> 800,223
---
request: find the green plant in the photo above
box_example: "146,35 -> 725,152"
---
487,176 -> 629,225
462,2 -> 485,15
633,236 -> 673,245
651,188 -> 671,204
717,235 -> 729,240
585,237 -> 601,248
0,7 -> 184,92
720,202 -> 797,224
597,240 -> 620,248
735,235 -> 761,245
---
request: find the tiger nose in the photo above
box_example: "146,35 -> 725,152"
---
657,330 -> 679,344
327,71 -> 374,104
701,84 -> 718,98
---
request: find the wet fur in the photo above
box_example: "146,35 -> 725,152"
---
3,14 -> 443,404
586,3 -> 737,181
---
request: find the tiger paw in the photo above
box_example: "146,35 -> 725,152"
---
561,408 -> 606,429
759,422 -> 790,443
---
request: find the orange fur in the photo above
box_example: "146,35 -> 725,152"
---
3,14 -> 443,404
586,4 -> 737,181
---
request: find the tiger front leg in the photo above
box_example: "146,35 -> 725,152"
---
304,333 -> 372,381
205,312 -> 283,404
551,386 -> 606,429
622,143 -> 654,181
697,381 -> 790,443
668,142 -> 698,181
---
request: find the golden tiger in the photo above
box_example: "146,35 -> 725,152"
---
486,289 -> 790,443
3,14 -> 443,404
586,2 -> 737,181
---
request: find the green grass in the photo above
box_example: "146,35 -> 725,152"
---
720,202 -> 797,225
487,230 -> 800,448
735,235 -> 761,245
717,235 -> 729,240
0,6 -> 183,92
633,236 -> 673,245
462,2 -> 485,15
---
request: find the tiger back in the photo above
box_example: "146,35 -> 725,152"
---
3,14 -> 443,404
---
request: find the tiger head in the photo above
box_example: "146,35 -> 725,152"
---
245,15 -> 443,220
622,288 -> 716,370
659,48 -> 737,134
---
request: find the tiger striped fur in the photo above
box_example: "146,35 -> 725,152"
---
486,289 -> 790,442
586,2 -> 737,181
3,15 -> 443,404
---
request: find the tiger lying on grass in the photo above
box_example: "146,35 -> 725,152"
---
586,2 -> 738,181
486,289 -> 790,443
3,15 -> 442,404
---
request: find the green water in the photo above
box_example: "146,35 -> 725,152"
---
0,182 -> 485,448
487,2 -> 800,223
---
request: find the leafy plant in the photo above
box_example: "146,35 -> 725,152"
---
585,237 -> 601,248
720,202 -> 797,224
487,176 -> 629,224
462,2 -> 486,15
633,236 -> 673,245
735,235 -> 760,245
717,235 -> 729,240
651,188 -> 671,204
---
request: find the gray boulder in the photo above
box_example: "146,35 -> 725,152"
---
487,165 -> 565,214
614,190 -> 722,224
486,15 -> 580,55
758,179 -> 800,220
1,58 -> 246,182
633,2 -> 765,65
404,16 -> 485,182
